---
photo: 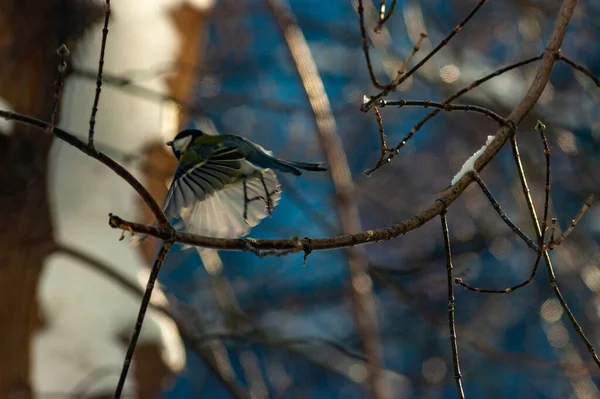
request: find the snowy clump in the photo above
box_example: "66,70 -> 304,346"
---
35,0 -> 212,395
450,135 -> 496,185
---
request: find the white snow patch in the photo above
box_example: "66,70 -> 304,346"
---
0,97 -> 15,135
451,135 -> 496,185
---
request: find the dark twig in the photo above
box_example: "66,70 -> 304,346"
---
455,256 -> 544,294
558,54 -> 600,87
88,0 -> 112,148
361,0 -> 488,111
536,121 -> 551,250
379,99 -> 511,127
357,0 -> 387,90
114,243 -> 172,399
364,105 -> 393,175
470,172 -> 540,252
48,44 -> 69,130
440,211 -> 465,399
366,54 -> 543,174
375,0 -> 397,32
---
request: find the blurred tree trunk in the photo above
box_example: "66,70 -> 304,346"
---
0,1 -> 101,396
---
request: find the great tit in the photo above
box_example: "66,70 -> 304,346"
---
147,129 -> 327,242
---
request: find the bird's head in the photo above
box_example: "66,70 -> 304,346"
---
166,129 -> 205,158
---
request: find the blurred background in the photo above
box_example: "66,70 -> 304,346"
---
1,0 -> 600,398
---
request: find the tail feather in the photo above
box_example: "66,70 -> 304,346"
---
271,158 -> 327,176
285,160 -> 328,172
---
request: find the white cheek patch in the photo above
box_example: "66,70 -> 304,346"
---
174,136 -> 192,152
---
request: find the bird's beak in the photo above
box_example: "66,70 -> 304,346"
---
166,141 -> 174,147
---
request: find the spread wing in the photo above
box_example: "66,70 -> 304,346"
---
179,168 -> 281,241
162,145 -> 244,219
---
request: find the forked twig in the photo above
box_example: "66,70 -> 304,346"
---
365,55 -> 543,174
361,0 -> 488,111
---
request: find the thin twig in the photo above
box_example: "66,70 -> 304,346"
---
361,0 -> 488,111
366,54 -> 543,174
558,54 -> 600,87
114,242 -> 172,399
357,0 -> 387,90
471,171 -> 540,252
375,0 -> 397,32
364,104 -> 393,175
393,33 -> 427,85
536,121 -> 551,250
440,211 -> 465,399
88,0 -> 112,147
48,44 -> 69,131
379,99 -> 511,126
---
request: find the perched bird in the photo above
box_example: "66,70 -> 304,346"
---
142,129 -> 327,243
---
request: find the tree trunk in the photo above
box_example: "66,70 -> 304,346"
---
0,1 -> 101,396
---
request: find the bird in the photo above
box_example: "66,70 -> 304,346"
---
137,128 -> 327,244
